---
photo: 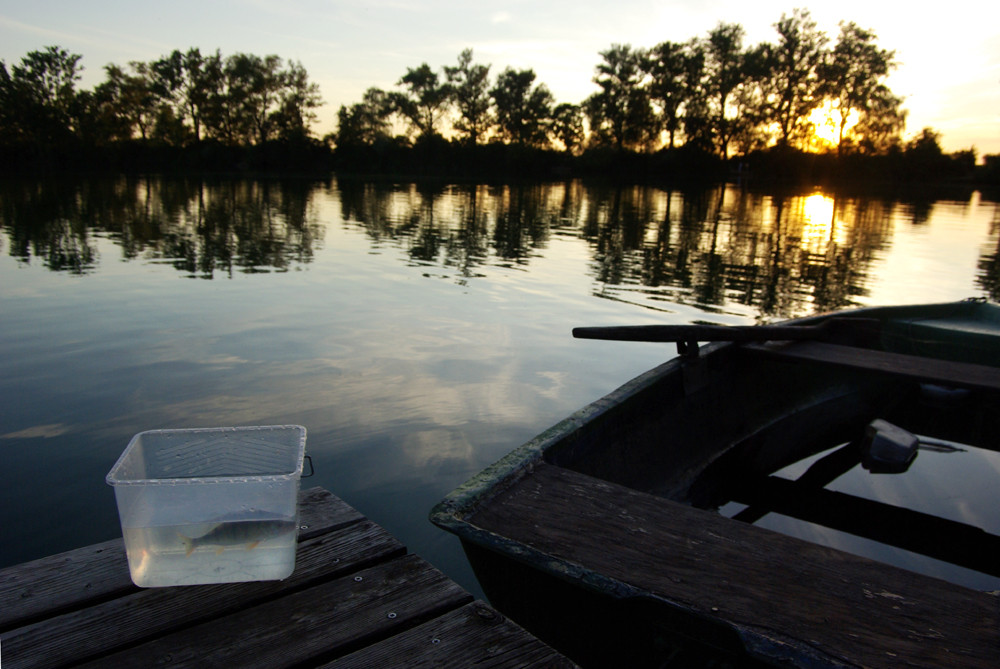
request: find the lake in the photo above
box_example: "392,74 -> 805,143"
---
1,176 -> 997,598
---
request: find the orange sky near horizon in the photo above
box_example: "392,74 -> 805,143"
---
1,1 -> 997,155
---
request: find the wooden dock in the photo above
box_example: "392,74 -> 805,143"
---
0,487 -> 576,668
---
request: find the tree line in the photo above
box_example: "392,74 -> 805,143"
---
338,12 -> 911,157
0,45 -> 327,171
334,11 -> 990,183
1,45 -> 321,146
0,10 -> 995,183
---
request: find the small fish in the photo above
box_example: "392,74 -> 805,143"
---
178,519 -> 293,557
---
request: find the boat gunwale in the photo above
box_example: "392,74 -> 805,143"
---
431,299 -> 998,541
428,298 -> 1000,667
430,299 -> 1000,578
430,349 -> 711,604
429,349 -> 701,536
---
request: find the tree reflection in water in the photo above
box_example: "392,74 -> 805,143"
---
2,177 -> 996,316
0,178 -> 323,279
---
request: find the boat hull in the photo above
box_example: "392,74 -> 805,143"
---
431,300 -> 1000,668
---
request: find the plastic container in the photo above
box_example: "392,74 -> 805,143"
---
106,425 -> 307,587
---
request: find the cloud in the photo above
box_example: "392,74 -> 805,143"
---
0,14 -> 122,62
491,12 -> 512,24
2,423 -> 71,439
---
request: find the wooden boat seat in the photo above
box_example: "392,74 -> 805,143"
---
468,462 -> 998,668
741,340 -> 1000,392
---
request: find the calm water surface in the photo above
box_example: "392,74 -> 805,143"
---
1,177 -> 997,596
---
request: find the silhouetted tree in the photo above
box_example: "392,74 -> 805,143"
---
645,40 -> 703,149
271,60 -> 323,141
149,48 -> 222,143
551,103 -> 584,154
0,62 -> 12,142
728,43 -> 774,154
701,22 -> 746,156
818,22 -> 899,156
491,68 -> 553,147
587,44 -> 652,150
392,63 -> 449,139
220,53 -> 284,144
335,87 -> 393,146
903,126 -> 951,178
1,46 -> 83,144
765,9 -> 827,147
444,49 -> 492,145
851,84 -> 906,154
100,62 -> 159,140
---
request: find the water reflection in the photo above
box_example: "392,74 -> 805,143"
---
0,178 -> 324,278
331,179 -> 997,317
2,176 -> 999,597
2,177 -> 997,316
979,204 -> 1000,299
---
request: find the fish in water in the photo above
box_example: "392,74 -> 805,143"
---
178,518 -> 294,556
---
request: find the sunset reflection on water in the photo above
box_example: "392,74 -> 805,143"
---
1,177 -> 997,596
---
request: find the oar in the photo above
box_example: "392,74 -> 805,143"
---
572,317 -> 880,344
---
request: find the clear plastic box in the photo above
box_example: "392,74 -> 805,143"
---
106,425 -> 307,587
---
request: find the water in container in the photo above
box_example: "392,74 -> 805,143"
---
107,425 -> 307,587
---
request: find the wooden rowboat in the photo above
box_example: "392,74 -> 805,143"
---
431,299 -> 1000,668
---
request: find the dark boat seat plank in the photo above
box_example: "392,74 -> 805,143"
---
742,340 -> 1000,391
468,463 -> 998,668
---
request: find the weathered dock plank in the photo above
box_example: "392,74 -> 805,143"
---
0,486 -> 362,632
4,520 -> 403,669
323,600 -> 578,669
0,486 -> 575,669
77,555 -> 472,668
469,463 -> 999,669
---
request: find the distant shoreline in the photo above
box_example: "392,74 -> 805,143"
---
1,140 -> 997,190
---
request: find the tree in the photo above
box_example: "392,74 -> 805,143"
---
851,84 -> 906,153
550,103 -> 584,154
148,48 -> 222,143
645,40 -> 703,149
392,63 -> 449,139
221,53 -> 285,144
4,46 -> 83,143
818,22 -> 899,155
271,60 -> 323,141
728,43 -> 774,154
906,127 -> 943,155
444,49 -> 492,145
678,41 -> 714,152
100,62 -> 160,140
11,46 -> 82,114
335,87 -> 393,146
587,44 -> 653,150
765,9 -> 827,147
491,67 -> 553,147
0,62 -> 12,142
902,126 -> 951,177
701,22 -> 747,157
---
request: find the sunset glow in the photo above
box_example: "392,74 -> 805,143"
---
0,1 -> 996,153
807,103 -> 859,152
800,193 -> 837,251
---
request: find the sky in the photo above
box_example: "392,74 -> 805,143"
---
1,1 -> 998,154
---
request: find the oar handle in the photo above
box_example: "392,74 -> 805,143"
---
572,324 -> 825,342
572,318 -> 879,344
